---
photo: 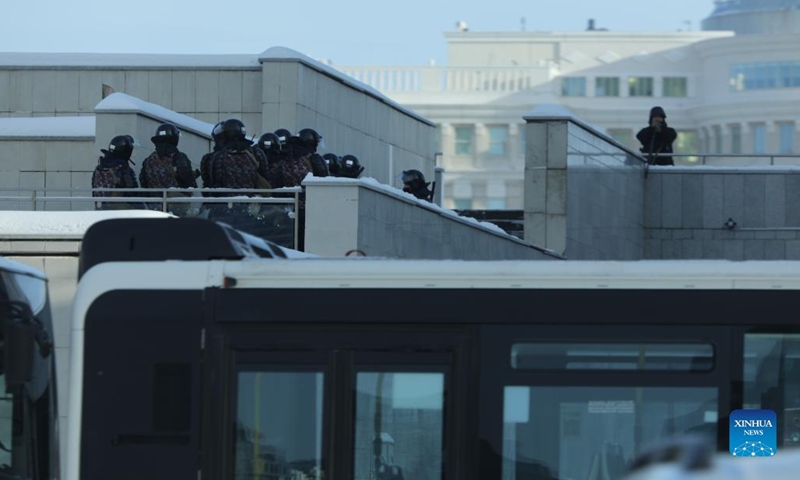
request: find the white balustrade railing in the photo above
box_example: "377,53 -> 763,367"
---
336,66 -> 554,93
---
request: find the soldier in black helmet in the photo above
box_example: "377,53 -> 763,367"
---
338,154 -> 364,179
139,123 -> 198,212
91,135 -> 143,210
401,169 -> 433,202
322,153 -> 342,176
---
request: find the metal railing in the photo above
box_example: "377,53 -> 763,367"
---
668,153 -> 800,166
0,187 -> 304,251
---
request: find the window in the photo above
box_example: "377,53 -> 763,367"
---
488,126 -> 508,156
743,333 -> 800,448
714,126 -> 723,154
487,198 -> 506,209
607,129 -> 632,149
595,77 -> 619,97
519,125 -> 527,157
453,199 -> 472,210
628,77 -> 653,97
731,124 -> 742,154
753,124 -> 766,154
511,342 -> 714,371
354,373 -> 445,480
502,386 -> 718,480
561,77 -> 586,97
780,123 -> 794,154
675,130 -> 699,163
663,77 -> 688,97
235,371 -> 325,480
454,126 -> 473,155
731,61 -> 800,92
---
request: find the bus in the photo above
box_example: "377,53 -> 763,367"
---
67,217 -> 799,480
0,256 -> 59,479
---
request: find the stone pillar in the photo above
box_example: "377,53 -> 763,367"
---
522,119 -> 567,254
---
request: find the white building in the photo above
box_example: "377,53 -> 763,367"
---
338,0 -> 800,209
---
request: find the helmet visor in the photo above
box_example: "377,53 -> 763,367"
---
317,136 -> 326,150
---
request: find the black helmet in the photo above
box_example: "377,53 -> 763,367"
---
339,154 -> 364,178
212,121 -> 224,143
221,118 -> 247,142
105,135 -> 135,160
151,123 -> 180,146
258,132 -> 281,153
322,153 -> 342,175
298,128 -> 325,150
274,128 -> 292,146
402,169 -> 427,188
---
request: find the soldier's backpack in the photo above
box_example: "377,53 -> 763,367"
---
92,158 -> 126,198
279,154 -> 312,188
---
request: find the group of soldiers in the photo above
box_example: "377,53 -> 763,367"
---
91,119 -> 435,215
90,119 -> 366,209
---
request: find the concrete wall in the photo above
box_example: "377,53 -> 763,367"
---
0,48 -> 438,192
644,166 -> 800,260
523,113 -> 646,259
303,178 -> 558,260
0,65 -> 263,130
260,53 -> 437,187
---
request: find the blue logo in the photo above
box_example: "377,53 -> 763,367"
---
729,409 -> 776,457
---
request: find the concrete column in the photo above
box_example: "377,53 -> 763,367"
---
522,119 -> 567,254
303,181 -> 360,256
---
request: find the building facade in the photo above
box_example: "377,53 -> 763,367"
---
338,0 -> 800,209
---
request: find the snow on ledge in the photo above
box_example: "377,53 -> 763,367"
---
0,116 -> 95,139
302,175 -> 561,257
95,93 -> 215,138
0,211 -> 175,239
259,46 -> 435,127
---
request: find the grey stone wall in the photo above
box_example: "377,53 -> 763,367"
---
644,167 -> 800,260
304,178 -> 558,260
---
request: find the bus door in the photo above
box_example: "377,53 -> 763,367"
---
479,325 -> 732,480
204,328 -> 473,480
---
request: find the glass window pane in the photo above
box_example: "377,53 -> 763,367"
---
511,343 -> 714,371
453,199 -> 472,210
561,77 -> 586,97
455,126 -> 473,155
235,371 -> 324,480
487,198 -> 506,209
744,333 -> 800,448
595,77 -> 619,97
502,386 -> 718,480
663,77 -> 688,97
780,123 -> 794,154
607,129 -> 631,148
753,124 -> 766,154
519,125 -> 526,157
488,126 -> 508,155
629,77 -> 653,97
354,372 -> 445,480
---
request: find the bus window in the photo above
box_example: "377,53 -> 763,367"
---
502,386 -> 718,480
235,371 -> 325,480
354,372 -> 445,480
511,343 -> 714,372
744,333 -> 800,448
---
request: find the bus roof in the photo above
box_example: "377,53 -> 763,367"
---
0,211 -> 175,240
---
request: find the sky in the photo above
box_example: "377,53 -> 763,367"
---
1,0 -> 716,66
